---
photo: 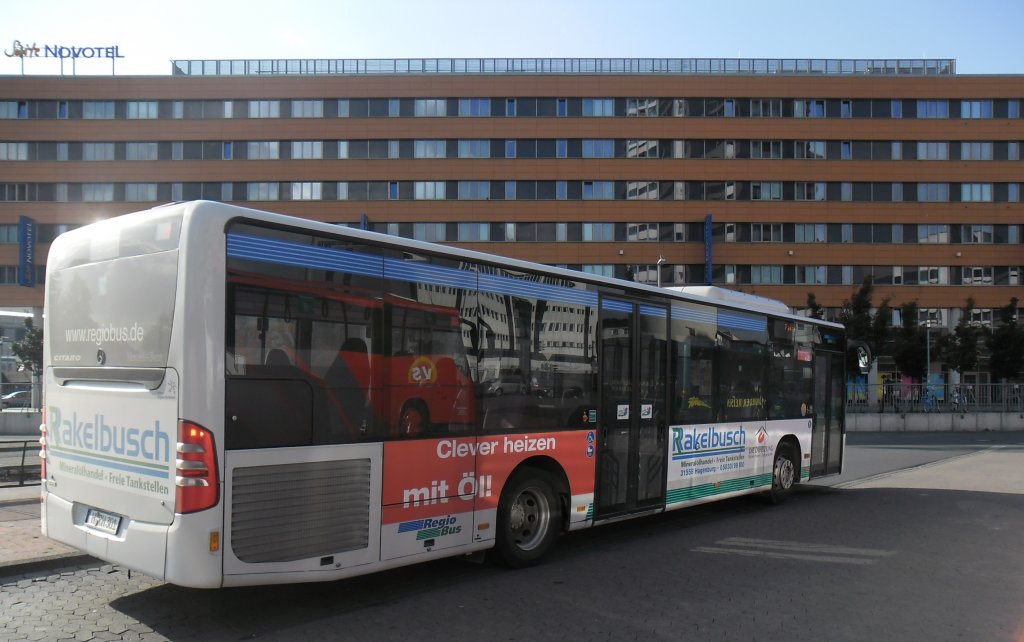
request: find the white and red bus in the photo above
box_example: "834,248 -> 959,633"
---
41,201 -> 848,588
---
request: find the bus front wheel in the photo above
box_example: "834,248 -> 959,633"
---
769,442 -> 797,504
492,469 -> 561,568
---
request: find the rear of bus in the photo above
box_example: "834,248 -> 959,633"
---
41,203 -> 223,588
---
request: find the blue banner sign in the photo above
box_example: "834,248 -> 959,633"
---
18,216 -> 35,288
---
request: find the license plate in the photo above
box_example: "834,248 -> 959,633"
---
85,508 -> 122,535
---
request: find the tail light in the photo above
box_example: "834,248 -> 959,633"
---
175,421 -> 219,514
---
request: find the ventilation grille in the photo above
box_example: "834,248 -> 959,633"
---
231,459 -> 371,563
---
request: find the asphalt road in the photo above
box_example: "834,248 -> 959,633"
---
2,432 -> 1022,641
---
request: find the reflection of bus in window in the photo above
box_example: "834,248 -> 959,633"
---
226,270 -> 474,443
42,201 -> 847,589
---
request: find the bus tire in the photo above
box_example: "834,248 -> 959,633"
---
492,468 -> 561,568
398,401 -> 428,437
768,442 -> 797,505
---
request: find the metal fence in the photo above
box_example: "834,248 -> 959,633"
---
848,382 -> 1024,414
0,439 -> 40,487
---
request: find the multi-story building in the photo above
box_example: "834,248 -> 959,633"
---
0,57 -> 1021,379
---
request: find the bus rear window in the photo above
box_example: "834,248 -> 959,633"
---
47,209 -> 182,271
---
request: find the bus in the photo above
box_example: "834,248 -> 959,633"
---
41,201 -> 848,588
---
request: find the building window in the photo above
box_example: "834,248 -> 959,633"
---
796,265 -> 827,284
556,180 -> 567,200
414,181 -> 445,199
582,139 -> 614,158
556,139 -> 567,158
0,143 -> 28,160
794,99 -> 825,118
291,100 -> 323,118
795,182 -> 827,201
1008,142 -> 1020,161
1009,100 -> 1021,119
414,223 -> 446,242
291,141 -> 323,159
124,183 -> 157,201
247,182 -> 280,200
750,140 -> 783,159
223,101 -> 233,118
82,101 -> 114,119
336,182 -> 348,200
458,223 -> 489,241
626,181 -> 659,200
917,141 -> 949,160
626,140 -> 659,158
504,180 -> 516,200
583,181 -> 614,200
750,182 -> 782,201
583,99 -> 614,116
221,182 -> 233,201
458,98 -> 490,117
892,183 -> 903,202
917,183 -> 950,202
388,99 -> 399,118
795,224 -> 826,243
583,223 -> 615,241
457,181 -> 490,199
960,100 -> 993,119
964,224 -> 994,243
917,100 -> 949,118
172,101 -> 184,119
387,140 -> 399,159
83,143 -> 115,161
248,100 -> 280,118
557,99 -> 567,117
891,141 -> 902,160
414,99 -> 446,117
337,100 -> 350,117
458,139 -> 490,158
414,140 -> 446,158
505,139 -> 516,158
626,98 -> 658,117
125,142 -> 158,161
126,101 -> 158,119
247,141 -> 280,160
841,141 -> 852,160
626,223 -> 659,241
961,183 -> 993,202
795,141 -> 826,159
918,224 -> 949,243
723,99 -> 736,117
222,142 -> 233,160
505,99 -> 516,117
751,224 -> 783,242
960,141 -> 993,160
751,265 -> 783,284
750,99 -> 782,117
82,183 -> 114,202
841,100 -> 852,118
582,265 -> 614,277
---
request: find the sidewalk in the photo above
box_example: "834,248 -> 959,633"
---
0,483 -> 91,576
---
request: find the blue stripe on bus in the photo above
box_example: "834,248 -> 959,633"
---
671,446 -> 745,460
718,310 -> 767,332
672,305 -> 716,325
228,233 -> 600,307
51,449 -> 170,479
640,304 -> 666,318
397,520 -> 424,533
602,299 -> 632,313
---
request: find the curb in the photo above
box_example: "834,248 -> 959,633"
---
0,553 -> 98,579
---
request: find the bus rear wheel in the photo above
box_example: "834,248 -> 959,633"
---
769,442 -> 797,504
492,469 -> 561,568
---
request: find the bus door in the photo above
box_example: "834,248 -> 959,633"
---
809,350 -> 845,477
595,298 -> 668,518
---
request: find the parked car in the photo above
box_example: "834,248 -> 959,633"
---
1,390 -> 30,409
483,376 -> 527,397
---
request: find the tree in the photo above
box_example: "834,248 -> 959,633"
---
986,297 -> 1024,382
891,301 -> 926,381
11,318 -> 42,376
836,276 -> 890,374
805,292 -> 825,320
936,297 -> 981,375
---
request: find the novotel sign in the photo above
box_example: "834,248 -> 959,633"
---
5,40 -> 124,60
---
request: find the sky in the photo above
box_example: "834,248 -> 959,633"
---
1,0 -> 1023,76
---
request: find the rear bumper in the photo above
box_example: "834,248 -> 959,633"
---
42,491 -> 169,581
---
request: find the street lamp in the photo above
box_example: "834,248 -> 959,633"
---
656,255 -> 666,288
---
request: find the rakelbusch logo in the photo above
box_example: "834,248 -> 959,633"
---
5,40 -> 124,60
